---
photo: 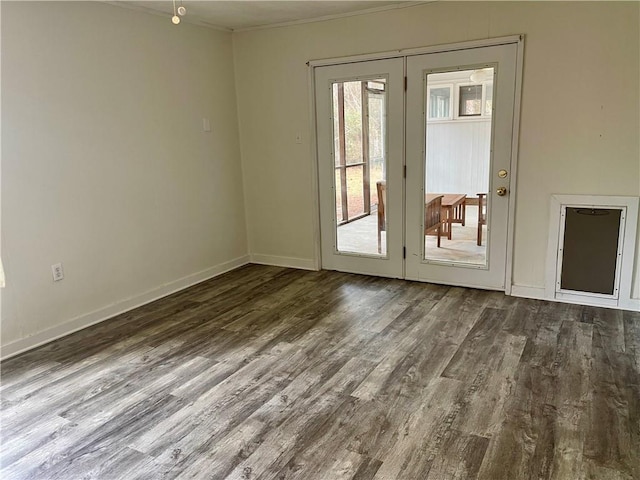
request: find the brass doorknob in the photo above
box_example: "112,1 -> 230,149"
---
496,187 -> 507,196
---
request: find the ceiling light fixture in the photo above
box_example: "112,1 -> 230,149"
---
171,0 -> 184,24
469,68 -> 493,83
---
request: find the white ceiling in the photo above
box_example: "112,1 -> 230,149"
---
117,1 -> 419,31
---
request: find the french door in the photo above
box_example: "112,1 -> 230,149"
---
405,43 -> 518,289
315,58 -> 405,278
314,40 -> 520,290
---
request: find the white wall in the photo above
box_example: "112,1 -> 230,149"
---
233,1 -> 640,298
1,2 -> 247,354
2,2 -> 639,358
426,120 -> 491,197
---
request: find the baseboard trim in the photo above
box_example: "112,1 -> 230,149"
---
509,284 -> 546,300
250,254 -> 318,271
619,298 -> 640,312
1,255 -> 251,360
510,284 -> 640,312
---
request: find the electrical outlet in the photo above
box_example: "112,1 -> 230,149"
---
51,263 -> 64,282
295,132 -> 302,144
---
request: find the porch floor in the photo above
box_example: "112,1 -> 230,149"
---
337,206 -> 487,265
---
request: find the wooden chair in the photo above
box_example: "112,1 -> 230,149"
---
377,181 -> 443,251
376,181 -> 386,253
477,193 -> 487,246
425,194 -> 443,248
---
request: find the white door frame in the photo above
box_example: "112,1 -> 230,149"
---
314,58 -> 405,278
309,35 -> 524,293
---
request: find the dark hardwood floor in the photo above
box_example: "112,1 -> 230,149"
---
1,264 -> 639,479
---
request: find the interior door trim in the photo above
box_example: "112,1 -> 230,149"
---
503,36 -> 525,295
308,64 -> 323,270
307,35 -> 523,68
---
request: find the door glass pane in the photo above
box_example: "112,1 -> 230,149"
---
333,78 -> 387,256
424,69 -> 493,266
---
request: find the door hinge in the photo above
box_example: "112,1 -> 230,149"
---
403,165 -> 407,178
403,246 -> 406,259
404,76 -> 407,91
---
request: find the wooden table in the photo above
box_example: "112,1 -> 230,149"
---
426,193 -> 467,240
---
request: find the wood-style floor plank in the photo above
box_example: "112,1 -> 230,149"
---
423,429 -> 489,480
2,265 -> 639,479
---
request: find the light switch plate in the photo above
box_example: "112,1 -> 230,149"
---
52,263 -> 64,282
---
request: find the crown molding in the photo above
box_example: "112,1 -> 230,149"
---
104,1 -> 433,33
233,2 -> 433,33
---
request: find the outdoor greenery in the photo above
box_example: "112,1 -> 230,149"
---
332,80 -> 386,221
